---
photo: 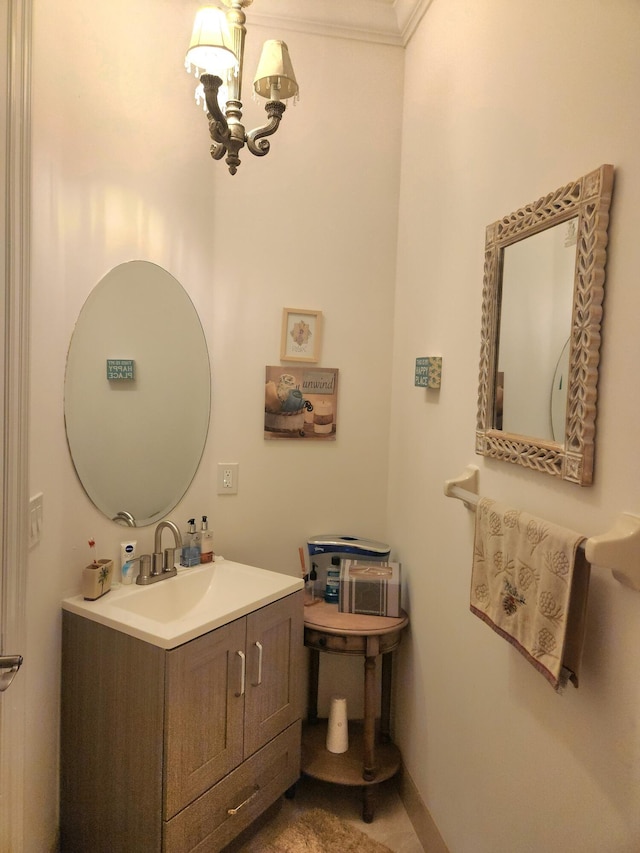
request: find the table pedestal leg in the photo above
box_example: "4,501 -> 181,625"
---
380,651 -> 393,744
362,635 -> 380,782
363,654 -> 376,781
308,648 -> 319,724
362,785 -> 374,824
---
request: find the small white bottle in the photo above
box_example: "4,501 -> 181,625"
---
120,540 -> 137,584
200,516 -> 214,564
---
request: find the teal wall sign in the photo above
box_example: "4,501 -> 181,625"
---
415,357 -> 442,389
107,359 -> 135,380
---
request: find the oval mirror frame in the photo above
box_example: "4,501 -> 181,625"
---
65,261 -> 211,526
476,164 -> 614,485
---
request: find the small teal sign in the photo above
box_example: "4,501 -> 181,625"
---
415,357 -> 442,389
107,359 -> 135,381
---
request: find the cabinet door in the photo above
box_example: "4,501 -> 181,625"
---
164,617 -> 247,819
243,591 -> 303,757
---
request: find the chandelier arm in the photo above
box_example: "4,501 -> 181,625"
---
201,74 -> 230,135
201,73 -> 233,163
209,117 -> 231,159
246,101 -> 286,157
209,138 -> 227,161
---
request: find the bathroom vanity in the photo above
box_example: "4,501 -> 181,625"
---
60,561 -> 304,853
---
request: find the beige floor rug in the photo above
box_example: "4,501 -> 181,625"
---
252,807 -> 394,853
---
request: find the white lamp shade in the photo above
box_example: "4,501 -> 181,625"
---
186,7 -> 237,75
253,40 -> 299,100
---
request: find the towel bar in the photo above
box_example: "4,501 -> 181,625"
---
444,465 -> 640,592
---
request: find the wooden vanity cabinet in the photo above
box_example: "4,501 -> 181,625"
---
61,590 -> 303,853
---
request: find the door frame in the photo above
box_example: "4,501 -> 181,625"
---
1,0 -> 31,849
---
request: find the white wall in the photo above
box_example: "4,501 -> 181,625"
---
391,1 -> 640,851
26,2 -> 403,849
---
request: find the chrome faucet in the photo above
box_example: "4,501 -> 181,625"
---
135,520 -> 183,585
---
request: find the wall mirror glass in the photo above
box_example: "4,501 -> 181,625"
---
65,261 -> 211,526
476,165 -> 614,485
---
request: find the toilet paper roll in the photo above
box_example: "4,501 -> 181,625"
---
326,695 -> 349,754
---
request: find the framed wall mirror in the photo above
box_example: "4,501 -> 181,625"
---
476,164 -> 614,485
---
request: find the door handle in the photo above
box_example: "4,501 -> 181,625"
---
0,655 -> 23,693
227,785 -> 259,815
235,650 -> 246,697
253,641 -> 263,686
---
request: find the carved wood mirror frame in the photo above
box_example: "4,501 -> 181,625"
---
476,164 -> 614,485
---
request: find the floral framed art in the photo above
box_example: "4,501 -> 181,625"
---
280,308 -> 323,363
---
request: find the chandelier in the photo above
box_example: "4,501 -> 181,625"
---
185,1 -> 299,175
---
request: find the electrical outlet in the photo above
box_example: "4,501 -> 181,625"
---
217,463 -> 239,495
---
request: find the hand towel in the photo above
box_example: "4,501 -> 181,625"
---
470,498 -> 590,690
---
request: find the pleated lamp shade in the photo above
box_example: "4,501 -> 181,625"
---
186,7 -> 237,75
253,40 -> 299,101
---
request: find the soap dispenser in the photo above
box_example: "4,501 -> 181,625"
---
200,516 -> 214,563
180,518 -> 201,567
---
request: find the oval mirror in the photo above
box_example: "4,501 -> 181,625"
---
64,261 -> 210,526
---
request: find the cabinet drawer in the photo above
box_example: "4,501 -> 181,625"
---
163,720 -> 301,853
304,626 -> 403,655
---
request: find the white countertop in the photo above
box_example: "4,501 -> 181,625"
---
62,558 -> 303,649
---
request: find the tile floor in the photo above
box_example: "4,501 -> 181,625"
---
225,774 -> 425,852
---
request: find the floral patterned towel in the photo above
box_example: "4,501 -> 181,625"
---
471,498 -> 590,690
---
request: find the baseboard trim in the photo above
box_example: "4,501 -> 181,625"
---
398,765 -> 450,853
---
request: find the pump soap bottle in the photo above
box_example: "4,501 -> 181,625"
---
180,519 -> 201,567
200,516 -> 214,563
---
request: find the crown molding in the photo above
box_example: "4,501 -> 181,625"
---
248,0 -> 433,47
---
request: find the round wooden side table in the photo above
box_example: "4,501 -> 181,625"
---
301,601 -> 409,822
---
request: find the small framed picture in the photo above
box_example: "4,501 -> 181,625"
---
280,308 -> 323,363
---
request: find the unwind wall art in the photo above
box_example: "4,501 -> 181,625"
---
264,366 -> 338,440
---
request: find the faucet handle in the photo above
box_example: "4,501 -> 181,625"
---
133,554 -> 152,584
164,547 -> 178,572
151,552 -> 164,575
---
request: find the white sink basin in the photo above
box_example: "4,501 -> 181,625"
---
62,559 -> 303,649
115,566 -> 223,622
